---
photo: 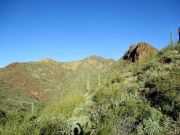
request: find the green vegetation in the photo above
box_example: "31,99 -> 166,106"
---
0,43 -> 180,134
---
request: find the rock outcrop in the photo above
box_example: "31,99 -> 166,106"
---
40,58 -> 57,63
123,42 -> 157,62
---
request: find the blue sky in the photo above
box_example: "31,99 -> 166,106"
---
0,0 -> 179,67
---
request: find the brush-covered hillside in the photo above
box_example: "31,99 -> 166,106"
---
0,42 -> 180,135
0,56 -> 114,112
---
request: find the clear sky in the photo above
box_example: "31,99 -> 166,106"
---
0,0 -> 179,67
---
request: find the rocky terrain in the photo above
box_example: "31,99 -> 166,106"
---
123,42 -> 157,62
0,42 -> 180,135
0,56 -> 114,110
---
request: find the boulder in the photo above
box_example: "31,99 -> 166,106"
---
123,42 -> 157,62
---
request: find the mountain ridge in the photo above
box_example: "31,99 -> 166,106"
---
0,55 -> 114,102
1,42 -> 180,135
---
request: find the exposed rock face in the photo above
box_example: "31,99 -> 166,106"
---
40,58 -> 56,63
123,42 -> 157,62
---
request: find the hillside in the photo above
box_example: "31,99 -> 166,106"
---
0,42 -> 180,135
61,56 -> 114,96
0,56 -> 114,111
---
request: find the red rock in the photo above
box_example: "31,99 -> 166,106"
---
123,42 -> 157,62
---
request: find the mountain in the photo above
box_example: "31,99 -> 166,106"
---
0,42 -> 180,135
0,56 -> 114,110
61,56 -> 114,95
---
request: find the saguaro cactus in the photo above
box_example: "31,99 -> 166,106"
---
87,73 -> 90,93
178,27 -> 180,43
170,32 -> 174,48
31,102 -> 35,115
98,71 -> 101,87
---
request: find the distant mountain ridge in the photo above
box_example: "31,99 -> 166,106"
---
0,55 -> 114,108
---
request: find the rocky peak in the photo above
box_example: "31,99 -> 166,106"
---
40,58 -> 57,63
123,42 -> 157,62
85,55 -> 103,61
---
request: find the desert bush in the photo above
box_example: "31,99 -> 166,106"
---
42,93 -> 85,118
136,108 -> 172,135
